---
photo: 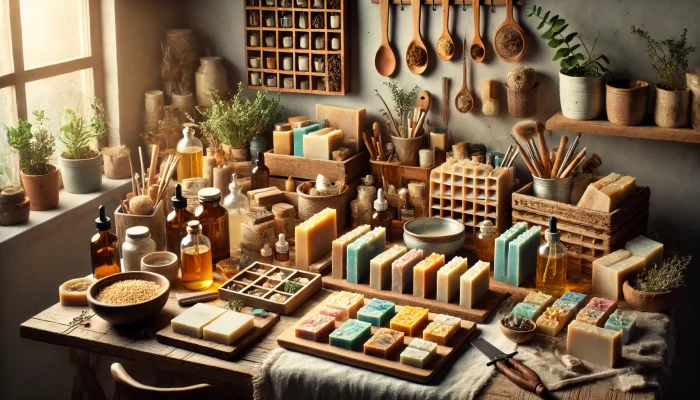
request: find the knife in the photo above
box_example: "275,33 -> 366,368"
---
471,338 -> 548,398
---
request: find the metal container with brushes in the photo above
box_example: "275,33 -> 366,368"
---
532,176 -> 572,204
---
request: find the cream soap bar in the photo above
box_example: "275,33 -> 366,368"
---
370,246 -> 407,291
324,291 -> 365,320
536,307 -> 573,337
567,320 -> 622,367
363,328 -> 404,359
357,298 -> 396,327
303,128 -> 343,160
577,173 -> 635,213
59,277 -> 97,306
391,249 -> 424,294
293,123 -> 321,156
296,208 -> 337,270
171,303 -> 227,338
436,256 -> 468,303
625,235 -> 664,270
332,225 -> 371,279
592,250 -> 645,300
400,338 -> 438,368
460,261 -> 490,309
203,311 -> 254,345
413,253 -> 445,298
576,297 -> 617,327
604,309 -> 636,345
347,227 -> 386,284
295,313 -> 336,341
512,291 -> 555,320
316,104 -> 366,153
506,226 -> 542,286
494,222 -> 527,283
423,314 -> 461,345
329,319 -> 372,350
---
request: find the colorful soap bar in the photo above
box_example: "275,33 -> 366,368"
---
624,235 -> 664,270
413,253 -> 445,298
347,227 -> 386,284
203,311 -> 255,345
293,123 -> 321,156
523,291 -> 555,309
567,320 -> 622,367
357,299 -> 396,327
400,338 -> 438,368
423,314 -> 461,345
363,328 -> 405,359
295,208 -> 337,270
329,319 -> 372,350
460,261 -> 490,309
604,309 -> 636,345
303,128 -> 343,160
324,291 -> 365,320
171,303 -> 227,338
494,222 -> 527,283
512,291 -> 555,320
436,256 -> 468,303
296,314 -> 337,341
592,250 -> 645,300
392,249 -> 424,294
506,226 -> 541,286
576,297 -> 618,327
557,291 -> 588,308
390,306 -> 429,336
319,306 -> 347,322
331,225 -> 371,279
370,246 -> 407,291
535,306 -> 573,337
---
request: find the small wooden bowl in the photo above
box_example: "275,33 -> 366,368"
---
499,315 -> 536,343
622,280 -> 678,312
87,271 -> 170,325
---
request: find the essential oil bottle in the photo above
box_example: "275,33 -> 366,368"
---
536,217 -> 568,296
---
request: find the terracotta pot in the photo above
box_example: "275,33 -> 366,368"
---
21,165 -> 60,211
229,146 -> 249,162
622,280 -> 678,313
59,152 -> 102,194
389,135 -> 426,166
559,71 -> 604,120
654,85 -> 690,128
606,79 -> 649,126
686,72 -> 700,131
195,56 -> 230,107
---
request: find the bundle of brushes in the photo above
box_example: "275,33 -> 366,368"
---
119,144 -> 180,215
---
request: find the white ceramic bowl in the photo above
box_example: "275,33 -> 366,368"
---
403,217 -> 465,256
141,251 -> 179,283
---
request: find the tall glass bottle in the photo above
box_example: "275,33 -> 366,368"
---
90,205 -> 121,278
167,184 -> 194,256
176,123 -> 204,181
222,173 -> 250,255
251,151 -> 270,190
536,217 -> 568,296
476,220 -> 497,266
195,187 -> 230,263
371,189 -> 393,241
180,220 -> 213,290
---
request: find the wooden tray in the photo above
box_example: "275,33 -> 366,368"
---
156,303 -> 279,361
264,149 -> 370,182
322,276 -> 506,323
277,298 -> 477,383
219,262 -> 322,315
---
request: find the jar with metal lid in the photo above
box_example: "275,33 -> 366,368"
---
122,226 -> 156,272
195,188 -> 230,263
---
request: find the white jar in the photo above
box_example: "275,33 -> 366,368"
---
281,15 -> 292,28
249,57 -> 260,68
331,38 -> 340,50
284,77 -> 294,89
251,72 -> 261,86
283,57 -> 293,71
330,15 -> 340,29
300,34 -> 309,49
419,149 -> 434,168
300,80 -> 309,90
265,35 -> 275,47
314,59 -> 324,72
122,226 -> 156,273
283,36 -> 293,48
298,55 -> 309,71
250,33 -> 260,47
299,13 -> 307,29
267,76 -> 277,87
315,37 -> 324,50
265,16 -> 275,27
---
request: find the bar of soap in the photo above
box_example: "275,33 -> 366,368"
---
329,319 -> 372,350
357,299 -> 396,327
524,291 -> 555,308
295,208 -> 337,270
370,246 -> 407,290
390,306 -> 429,336
604,309 -> 636,345
557,291 -> 588,309
512,291 -> 555,320
347,227 -> 386,284
577,173 -> 636,212
272,203 -> 297,218
624,236 -> 664,270
171,303 -> 227,338
273,129 -> 294,155
460,261 -> 490,309
567,320 -> 622,367
293,123 -> 321,156
332,147 -> 353,161
324,291 -> 364,319
436,256 -> 468,303
494,222 -> 527,283
318,306 -> 347,322
363,328 -> 405,359
391,249 -> 423,294
592,250 -> 645,300
316,104 -> 366,153
401,338 -> 437,368
413,253 -> 446,298
288,115 -> 310,124
506,226 -> 542,286
59,277 -> 97,306
576,297 -> 617,327
203,311 -> 255,345
295,313 -> 336,341
423,314 -> 461,345
536,306 -> 573,337
303,128 -> 343,160
332,225 -> 371,279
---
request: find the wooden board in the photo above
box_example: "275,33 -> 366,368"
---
322,276 -> 506,323
264,149 -> 370,182
277,299 -> 476,383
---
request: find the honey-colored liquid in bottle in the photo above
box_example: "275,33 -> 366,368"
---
176,123 -> 204,180
181,220 -> 214,291
536,217 -> 568,297
195,187 -> 230,263
90,205 -> 121,278
476,220 -> 497,266
167,184 -> 195,256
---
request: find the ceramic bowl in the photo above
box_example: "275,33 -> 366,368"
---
403,217 -> 465,256
87,271 -> 170,325
141,251 -> 179,283
499,315 -> 536,343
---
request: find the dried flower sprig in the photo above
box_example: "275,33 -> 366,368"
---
634,255 -> 691,293
226,299 -> 245,312
70,310 -> 91,327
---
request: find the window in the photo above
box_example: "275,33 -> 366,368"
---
0,0 -> 103,185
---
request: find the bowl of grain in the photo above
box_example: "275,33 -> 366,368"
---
87,271 -> 170,325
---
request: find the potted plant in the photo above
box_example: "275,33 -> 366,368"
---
529,5 -> 609,120
632,27 -> 696,128
623,255 -> 691,312
58,99 -> 107,193
7,110 -> 59,210
374,82 -> 423,166
605,79 -> 649,126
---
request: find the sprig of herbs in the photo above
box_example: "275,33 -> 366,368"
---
634,255 -> 691,292
631,27 -> 696,91
226,299 -> 245,312
70,310 -> 91,327
283,278 -> 302,294
59,99 -> 106,160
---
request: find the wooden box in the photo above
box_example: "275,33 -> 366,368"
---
512,183 -> 650,274
115,202 -> 166,251
264,149 -> 369,182
218,262 -> 322,315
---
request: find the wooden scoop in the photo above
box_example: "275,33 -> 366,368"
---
454,38 -> 474,114
416,90 -> 431,113
493,0 -> 526,63
436,0 -> 455,61
374,0 -> 396,77
470,0 -> 486,63
406,0 -> 428,75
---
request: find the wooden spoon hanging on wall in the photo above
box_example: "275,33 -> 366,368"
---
470,0 -> 486,63
493,0 -> 527,63
455,38 -> 474,114
374,0 -> 397,77
436,0 -> 455,61
406,0 -> 428,75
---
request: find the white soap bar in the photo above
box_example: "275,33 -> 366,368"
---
171,303 -> 227,338
624,235 -> 663,269
400,347 -> 432,368
408,338 -> 438,354
460,261 -> 490,309
577,173 -> 635,212
303,129 -> 343,160
592,250 -> 645,300
203,310 -> 255,345
436,256 -> 468,303
567,320 -> 622,368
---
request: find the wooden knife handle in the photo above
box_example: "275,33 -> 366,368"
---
495,360 -> 548,398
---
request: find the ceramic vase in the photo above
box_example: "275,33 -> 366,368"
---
654,85 -> 690,128
195,56 -> 230,107
58,152 -> 103,194
605,79 -> 649,126
559,71 -> 604,120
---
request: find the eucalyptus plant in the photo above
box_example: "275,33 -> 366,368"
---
631,27 -> 696,91
7,110 -> 56,175
59,99 -> 106,160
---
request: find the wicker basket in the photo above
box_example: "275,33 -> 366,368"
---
297,181 -> 349,230
506,82 -> 538,118
606,79 -> 649,126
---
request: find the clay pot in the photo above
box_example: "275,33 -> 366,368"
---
622,280 -> 679,313
229,146 -> 249,162
21,165 -> 60,211
686,72 -> 700,131
389,135 -> 426,166
195,56 -> 230,107
59,151 -> 103,194
559,71 -> 604,120
654,85 -> 690,128
606,79 -> 649,126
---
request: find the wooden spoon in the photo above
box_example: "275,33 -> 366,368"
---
454,39 -> 474,114
436,0 -> 455,61
416,90 -> 431,113
470,0 -> 486,63
374,0 -> 396,77
406,0 -> 428,75
493,0 -> 527,63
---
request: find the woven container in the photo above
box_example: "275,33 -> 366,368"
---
297,181 -> 349,230
606,79 -> 649,126
506,82 -> 538,118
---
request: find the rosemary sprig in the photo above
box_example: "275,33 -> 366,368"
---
70,310 -> 90,326
634,255 -> 691,292
283,278 -> 302,294
226,299 -> 245,312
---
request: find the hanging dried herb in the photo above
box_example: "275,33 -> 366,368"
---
312,14 -> 324,29
327,54 -> 341,92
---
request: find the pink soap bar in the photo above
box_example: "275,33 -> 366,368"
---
576,297 -> 618,327
319,306 -> 347,321
391,249 -> 424,294
295,314 -> 336,341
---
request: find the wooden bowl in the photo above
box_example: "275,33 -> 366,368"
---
87,271 -> 170,325
622,280 -> 678,313
403,217 -> 465,256
499,315 -> 536,343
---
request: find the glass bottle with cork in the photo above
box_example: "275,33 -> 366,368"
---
476,220 -> 497,265
90,205 -> 121,279
251,151 -> 270,190
176,123 -> 204,181
371,189 -> 393,241
166,184 -> 194,256
222,173 -> 250,255
195,188 -> 230,263
181,220 -> 213,290
536,217 -> 568,296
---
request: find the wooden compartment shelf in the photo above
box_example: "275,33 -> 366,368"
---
370,0 -> 524,5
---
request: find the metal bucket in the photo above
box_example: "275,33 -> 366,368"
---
533,176 -> 572,204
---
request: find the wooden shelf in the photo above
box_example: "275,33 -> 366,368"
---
545,112 -> 700,144
370,0 -> 524,5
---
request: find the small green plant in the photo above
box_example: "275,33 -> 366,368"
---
631,27 -> 696,91
7,110 -> 55,175
283,278 -> 302,294
374,82 -> 419,137
529,5 -> 609,77
59,99 -> 106,160
634,255 -> 691,292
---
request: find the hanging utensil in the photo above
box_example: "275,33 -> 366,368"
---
493,0 -> 527,63
416,90 -> 431,113
469,0 -> 486,63
406,0 -> 428,75
454,37 -> 474,114
436,0 -> 455,61
374,0 -> 397,77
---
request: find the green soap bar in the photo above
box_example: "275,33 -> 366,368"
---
604,309 -> 636,345
511,303 -> 540,320
494,222 -> 527,283
293,124 -> 321,156
347,227 -> 386,284
357,299 -> 395,327
506,226 -> 541,286
329,319 -> 372,350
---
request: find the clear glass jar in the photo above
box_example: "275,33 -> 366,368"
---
122,226 -> 156,272
536,217 -> 568,296
476,220 -> 497,266
356,175 -> 376,225
176,123 -> 204,181
195,188 -> 230,263
222,173 -> 250,255
181,220 -> 213,290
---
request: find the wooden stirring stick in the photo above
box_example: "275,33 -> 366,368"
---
510,134 -> 539,177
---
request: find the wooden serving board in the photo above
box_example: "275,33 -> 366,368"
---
322,276 -> 506,323
277,299 -> 476,383
156,305 -> 279,361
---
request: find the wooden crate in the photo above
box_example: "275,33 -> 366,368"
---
369,160 -> 431,188
512,183 -> 650,274
264,150 -> 369,182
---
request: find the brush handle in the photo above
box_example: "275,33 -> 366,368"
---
560,148 -> 587,178
537,130 -> 550,175
525,141 -> 543,178
515,141 -> 539,177
558,133 -> 580,177
550,136 -> 568,179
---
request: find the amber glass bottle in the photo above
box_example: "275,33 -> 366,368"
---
251,151 -> 270,190
167,184 -> 194,256
476,220 -> 497,266
371,189 -> 393,241
90,205 -> 121,278
181,220 -> 213,290
195,187 -> 230,263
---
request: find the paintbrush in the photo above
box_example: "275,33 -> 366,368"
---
560,147 -> 587,178
550,136 -> 568,179
513,120 -> 546,177
557,133 -> 581,178
535,121 -> 551,174
510,134 -> 540,177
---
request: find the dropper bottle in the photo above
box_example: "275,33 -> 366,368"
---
371,189 -> 393,240
536,216 -> 568,296
260,243 -> 274,263
90,205 -> 121,278
275,233 -> 289,262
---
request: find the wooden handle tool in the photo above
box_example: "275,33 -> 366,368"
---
560,147 -> 587,178
147,144 -> 159,187
362,131 -> 377,160
536,122 -> 550,176
550,136 -> 568,179
511,135 -> 539,177
557,133 -> 581,177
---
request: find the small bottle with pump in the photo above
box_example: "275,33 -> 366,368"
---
476,220 -> 497,266
275,233 -> 290,262
536,217 -> 568,296
90,205 -> 121,278
371,189 -> 393,241
260,243 -> 274,263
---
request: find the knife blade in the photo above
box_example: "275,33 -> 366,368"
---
470,338 -> 518,366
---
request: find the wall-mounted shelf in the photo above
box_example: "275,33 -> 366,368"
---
370,1 -> 524,5
546,112 -> 700,144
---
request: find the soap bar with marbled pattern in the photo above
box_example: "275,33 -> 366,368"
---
413,253 -> 445,299
604,309 -> 636,345
363,328 -> 405,359
329,319 -> 372,350
391,249 -> 424,294
347,227 -> 386,284
370,246 -> 407,291
357,299 -> 396,327
576,297 -> 618,327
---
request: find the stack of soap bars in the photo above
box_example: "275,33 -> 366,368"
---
170,303 -> 255,345
533,291 -> 587,336
494,222 -> 541,287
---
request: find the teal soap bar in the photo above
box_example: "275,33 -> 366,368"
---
357,299 -> 396,327
293,123 -> 321,156
604,309 -> 636,344
494,222 -> 527,283
556,291 -> 588,309
506,226 -> 541,286
511,303 -> 540,320
347,227 -> 386,284
329,319 -> 372,350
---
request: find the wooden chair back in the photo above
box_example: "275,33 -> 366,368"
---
110,363 -> 212,400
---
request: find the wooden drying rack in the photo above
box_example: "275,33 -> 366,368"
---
370,1 -> 525,5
